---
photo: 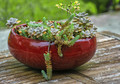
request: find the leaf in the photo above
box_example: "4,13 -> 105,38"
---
62,14 -> 74,28
41,70 -> 48,80
80,32 -> 83,38
59,30 -> 64,36
44,53 -> 50,61
43,17 -> 47,25
21,29 -> 27,37
69,35 -> 80,46
63,34 -> 68,41
54,22 -> 57,29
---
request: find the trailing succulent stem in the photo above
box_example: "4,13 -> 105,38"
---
41,42 -> 52,80
57,44 -> 63,57
69,35 -> 80,46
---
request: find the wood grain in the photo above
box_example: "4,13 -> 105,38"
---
0,31 -> 120,84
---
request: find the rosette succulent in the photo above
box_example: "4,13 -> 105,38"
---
6,17 -> 21,28
6,1 -> 97,80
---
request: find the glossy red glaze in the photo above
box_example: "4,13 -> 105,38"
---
8,24 -> 97,70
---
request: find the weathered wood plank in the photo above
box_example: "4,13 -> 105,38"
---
0,31 -> 120,84
38,77 -> 83,84
100,31 -> 120,40
76,34 -> 120,84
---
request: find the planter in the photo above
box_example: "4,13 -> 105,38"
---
8,24 -> 97,70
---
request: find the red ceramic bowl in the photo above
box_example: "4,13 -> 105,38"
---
8,24 -> 97,70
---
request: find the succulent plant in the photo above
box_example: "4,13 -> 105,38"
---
73,12 -> 97,38
6,1 -> 97,81
6,17 -> 20,28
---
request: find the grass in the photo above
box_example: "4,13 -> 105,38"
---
0,0 -> 97,29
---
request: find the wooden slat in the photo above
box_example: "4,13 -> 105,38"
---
76,33 -> 120,84
100,31 -> 120,40
0,31 -> 120,84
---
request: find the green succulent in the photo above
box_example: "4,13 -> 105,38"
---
6,1 -> 97,81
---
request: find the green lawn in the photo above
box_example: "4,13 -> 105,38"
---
0,0 -> 97,29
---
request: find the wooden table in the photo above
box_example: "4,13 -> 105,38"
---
0,31 -> 120,84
